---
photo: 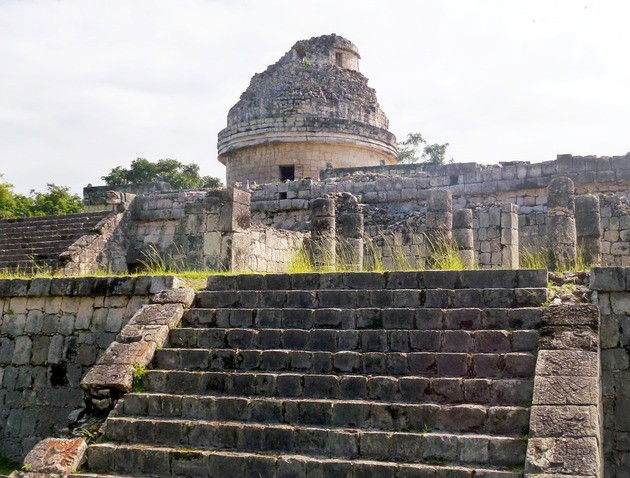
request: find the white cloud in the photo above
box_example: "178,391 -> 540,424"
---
0,0 -> 628,193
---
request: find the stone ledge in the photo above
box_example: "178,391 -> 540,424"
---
205,269 -> 548,291
0,275 -> 182,297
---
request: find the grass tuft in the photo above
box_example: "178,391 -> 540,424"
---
132,363 -> 147,393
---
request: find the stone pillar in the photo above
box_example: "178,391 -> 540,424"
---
187,187 -> 251,271
336,193 -> 364,271
547,177 -> 577,270
575,194 -> 602,266
426,189 -> 453,250
475,203 -> 519,269
310,196 -> 336,270
500,203 -> 520,269
453,208 -> 474,268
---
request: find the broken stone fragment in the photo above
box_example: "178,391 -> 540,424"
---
22,437 -> 87,475
151,287 -> 195,307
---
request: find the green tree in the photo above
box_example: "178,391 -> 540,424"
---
0,175 -> 18,219
0,175 -> 83,218
397,132 -> 451,165
103,158 -> 222,190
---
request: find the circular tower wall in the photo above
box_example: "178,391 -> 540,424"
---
218,34 -> 398,185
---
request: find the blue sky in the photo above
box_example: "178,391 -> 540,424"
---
0,0 -> 629,194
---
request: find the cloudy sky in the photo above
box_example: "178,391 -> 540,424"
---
0,0 -> 628,194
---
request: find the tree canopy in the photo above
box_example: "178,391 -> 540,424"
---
397,132 -> 451,165
0,175 -> 83,219
102,158 -> 223,190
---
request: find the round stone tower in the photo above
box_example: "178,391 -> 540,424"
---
218,34 -> 398,185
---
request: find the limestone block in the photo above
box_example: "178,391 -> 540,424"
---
453,208 -> 473,229
97,341 -> 156,367
122,303 -> 184,330
538,326 -> 598,351
81,363 -> 134,392
533,376 -> 599,406
525,437 -> 599,475
542,305 -> 599,327
151,288 -> 195,307
22,437 -> 87,474
535,349 -> 599,377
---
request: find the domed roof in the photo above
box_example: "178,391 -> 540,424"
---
218,34 -> 396,158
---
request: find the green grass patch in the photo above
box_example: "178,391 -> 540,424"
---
132,363 -> 147,393
0,455 -> 20,475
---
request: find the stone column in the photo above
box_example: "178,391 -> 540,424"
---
336,193 -> 364,271
575,194 -> 602,266
453,208 -> 474,268
426,189 -> 453,252
500,203 -> 520,269
310,196 -> 336,270
547,177 -> 577,270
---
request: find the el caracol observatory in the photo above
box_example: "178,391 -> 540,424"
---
217,34 -> 398,185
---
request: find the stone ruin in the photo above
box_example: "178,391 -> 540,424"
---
2,33 -> 630,478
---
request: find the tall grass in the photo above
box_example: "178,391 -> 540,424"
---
520,245 -> 594,272
288,234 -> 473,273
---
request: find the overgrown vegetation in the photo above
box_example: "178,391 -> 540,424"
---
103,158 -> 222,190
520,245 -> 593,272
288,235 -> 473,273
0,174 -> 83,219
396,132 -> 451,165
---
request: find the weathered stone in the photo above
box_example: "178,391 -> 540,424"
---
525,437 -> 599,475
151,287 -> 195,307
22,437 -> 87,474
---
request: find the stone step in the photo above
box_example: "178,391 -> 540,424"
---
0,251 -> 61,262
153,348 -> 537,378
0,226 -> 95,240
0,258 -> 59,271
0,237 -> 80,249
0,211 -> 108,227
102,416 -> 527,466
168,327 -> 539,353
205,269 -> 547,291
195,288 -> 548,310
120,393 -> 530,435
182,307 -> 544,331
0,244 -> 70,257
144,371 -> 533,405
85,443 -> 524,477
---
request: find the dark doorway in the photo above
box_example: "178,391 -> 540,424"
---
335,52 -> 344,67
279,165 -> 295,181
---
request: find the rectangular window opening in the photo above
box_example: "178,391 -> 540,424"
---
450,175 -> 459,185
279,165 -> 295,182
335,52 -> 344,67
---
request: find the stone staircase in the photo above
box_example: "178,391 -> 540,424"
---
0,211 -> 112,271
79,270 -> 547,477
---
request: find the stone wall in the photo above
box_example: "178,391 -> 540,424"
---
600,195 -> 630,266
590,267 -> 630,476
0,275 -> 180,460
246,226 -> 305,273
250,154 -> 630,263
